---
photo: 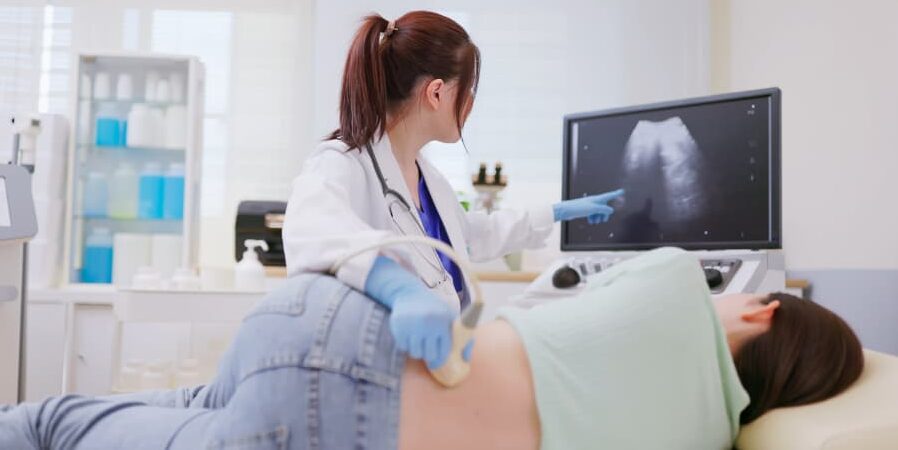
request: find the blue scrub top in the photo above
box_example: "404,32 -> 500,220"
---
417,174 -> 468,308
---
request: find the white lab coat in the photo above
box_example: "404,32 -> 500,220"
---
283,134 -> 555,311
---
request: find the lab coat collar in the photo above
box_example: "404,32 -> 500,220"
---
371,134 -> 468,261
369,133 -> 423,229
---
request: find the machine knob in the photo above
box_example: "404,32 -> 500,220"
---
552,266 -> 582,289
704,268 -> 724,288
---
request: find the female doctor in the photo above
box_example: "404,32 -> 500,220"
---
284,11 -> 623,371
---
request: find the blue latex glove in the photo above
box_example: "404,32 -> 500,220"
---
364,255 -> 459,369
553,188 -> 625,224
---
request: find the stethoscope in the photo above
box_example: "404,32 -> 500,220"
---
365,143 -> 454,292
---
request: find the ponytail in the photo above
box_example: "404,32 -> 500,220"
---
329,11 -> 481,150
329,15 -> 389,149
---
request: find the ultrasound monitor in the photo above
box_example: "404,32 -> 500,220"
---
562,88 -> 781,251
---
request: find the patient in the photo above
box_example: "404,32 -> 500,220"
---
0,249 -> 862,450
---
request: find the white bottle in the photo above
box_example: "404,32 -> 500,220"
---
108,163 -> 138,219
116,73 -> 133,100
144,71 -> 159,102
148,107 -> 165,147
94,72 -> 111,99
126,104 -> 150,148
234,239 -> 269,291
155,78 -> 171,103
171,267 -> 201,291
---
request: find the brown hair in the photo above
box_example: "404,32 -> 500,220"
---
329,11 -> 481,149
734,292 -> 864,424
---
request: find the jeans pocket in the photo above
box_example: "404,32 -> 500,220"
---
206,425 -> 289,449
244,276 -> 316,320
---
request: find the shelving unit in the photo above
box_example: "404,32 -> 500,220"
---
63,52 -> 205,285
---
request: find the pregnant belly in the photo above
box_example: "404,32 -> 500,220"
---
398,320 -> 540,450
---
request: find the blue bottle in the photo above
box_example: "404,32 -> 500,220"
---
162,163 -> 185,220
82,228 -> 114,283
138,163 -> 164,219
95,117 -> 120,147
119,120 -> 128,146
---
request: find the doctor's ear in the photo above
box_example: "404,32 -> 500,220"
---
424,78 -> 445,109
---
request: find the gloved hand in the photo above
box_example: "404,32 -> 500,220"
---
553,188 -> 625,224
364,255 -> 459,369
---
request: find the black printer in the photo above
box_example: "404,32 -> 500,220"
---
234,201 -> 287,266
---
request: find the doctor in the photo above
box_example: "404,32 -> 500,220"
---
284,11 -> 623,370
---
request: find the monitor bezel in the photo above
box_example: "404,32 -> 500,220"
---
560,87 -> 782,252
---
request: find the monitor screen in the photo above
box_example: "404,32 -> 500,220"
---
0,177 -> 11,227
562,88 -> 781,251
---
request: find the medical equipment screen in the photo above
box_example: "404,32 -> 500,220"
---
0,177 -> 11,227
562,89 -> 781,251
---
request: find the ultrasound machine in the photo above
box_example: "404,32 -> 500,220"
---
525,88 -> 783,299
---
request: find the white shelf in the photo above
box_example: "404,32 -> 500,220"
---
83,98 -> 186,109
80,144 -> 185,152
28,284 -> 119,305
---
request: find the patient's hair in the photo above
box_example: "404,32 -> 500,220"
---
734,293 -> 864,424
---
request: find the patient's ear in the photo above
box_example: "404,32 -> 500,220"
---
741,300 -> 780,324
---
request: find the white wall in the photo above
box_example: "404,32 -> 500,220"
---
715,0 -> 898,271
2,1 -> 313,269
311,0 -> 711,266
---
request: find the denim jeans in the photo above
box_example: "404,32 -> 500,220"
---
0,274 -> 406,449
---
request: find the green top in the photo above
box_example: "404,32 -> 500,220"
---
499,248 -> 749,450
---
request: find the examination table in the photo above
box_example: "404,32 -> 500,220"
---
737,349 -> 898,449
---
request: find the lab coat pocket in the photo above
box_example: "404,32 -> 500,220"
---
206,425 -> 290,449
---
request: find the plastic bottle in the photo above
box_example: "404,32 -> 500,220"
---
93,72 -> 111,99
234,239 -> 269,291
95,103 -> 121,147
144,71 -> 159,102
131,265 -> 162,290
171,267 -> 201,290
156,78 -> 171,103
82,227 -> 114,283
148,107 -> 165,147
82,172 -> 108,218
108,164 -> 138,219
162,163 -> 185,219
126,104 -> 150,148
138,163 -> 164,219
116,73 -> 133,100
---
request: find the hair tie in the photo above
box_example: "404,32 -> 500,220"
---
385,20 -> 398,38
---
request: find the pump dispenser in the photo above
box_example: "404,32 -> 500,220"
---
234,239 -> 269,291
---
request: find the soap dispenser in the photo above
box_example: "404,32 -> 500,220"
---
235,239 -> 269,291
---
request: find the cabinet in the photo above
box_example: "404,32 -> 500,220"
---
63,53 -> 205,286
23,302 -> 67,401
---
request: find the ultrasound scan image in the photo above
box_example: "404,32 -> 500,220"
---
565,96 -> 772,249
